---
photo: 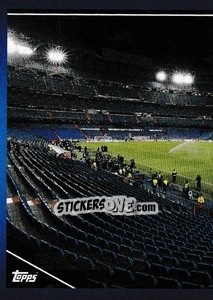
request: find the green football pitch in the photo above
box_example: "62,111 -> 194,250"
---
81,140 -> 213,197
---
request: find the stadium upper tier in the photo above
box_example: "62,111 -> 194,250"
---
8,89 -> 212,117
8,66 -> 212,107
8,106 -> 213,129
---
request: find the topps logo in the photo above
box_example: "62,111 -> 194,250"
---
12,270 -> 38,282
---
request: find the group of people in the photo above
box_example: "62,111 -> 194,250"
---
82,146 -> 141,183
81,146 -> 206,213
182,176 -> 205,214
151,170 -> 205,213
52,139 -> 81,152
151,171 -> 169,194
172,169 -> 202,193
183,176 -> 202,198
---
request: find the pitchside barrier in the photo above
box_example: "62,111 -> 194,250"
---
93,136 -> 113,142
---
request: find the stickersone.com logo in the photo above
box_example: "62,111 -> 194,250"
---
53,196 -> 159,216
12,270 -> 38,282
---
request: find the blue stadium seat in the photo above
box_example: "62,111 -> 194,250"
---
113,234 -> 123,244
146,244 -> 159,253
167,243 -> 180,251
149,263 -> 170,277
29,235 -> 41,248
116,254 -> 133,269
87,233 -> 98,245
133,240 -> 146,250
132,248 -> 145,260
156,276 -> 181,288
66,233 -> 78,247
190,270 -> 213,286
146,253 -> 163,264
169,267 -> 191,282
97,237 -> 108,248
186,253 -> 202,263
173,250 -> 187,260
40,239 -> 52,252
120,244 -> 132,256
178,259 -> 197,271
197,263 -> 213,278
89,244 -> 103,258
122,237 -> 133,247
102,249 -> 117,266
93,261 -> 113,282
78,255 -> 95,271
134,272 -> 158,288
182,282 -> 204,289
51,245 -> 64,256
111,267 -> 134,287
63,250 -> 78,266
132,259 -> 150,273
77,240 -> 90,254
163,256 -> 180,268
108,241 -> 120,253
144,237 -> 155,246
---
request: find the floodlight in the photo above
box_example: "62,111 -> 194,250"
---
172,72 -> 194,85
156,71 -> 167,82
46,48 -> 67,65
8,35 -> 34,57
8,38 -> 17,54
172,73 -> 185,84
184,74 -> 194,85
17,45 -> 34,56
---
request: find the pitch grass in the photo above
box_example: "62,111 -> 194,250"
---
80,140 -> 213,197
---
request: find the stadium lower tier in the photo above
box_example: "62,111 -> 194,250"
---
6,138 -> 213,288
7,124 -> 213,141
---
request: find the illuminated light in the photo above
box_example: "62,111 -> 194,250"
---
172,73 -> 185,84
184,74 -> 194,84
172,72 -> 194,85
8,38 -> 17,54
46,48 -> 68,65
8,36 -> 34,56
156,71 -> 167,82
17,45 -> 34,55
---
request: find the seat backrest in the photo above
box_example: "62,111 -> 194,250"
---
135,272 -> 157,288
190,270 -> 213,286
150,263 -> 170,277
146,252 -> 162,264
181,281 -> 204,289
197,263 -> 213,277
157,276 -> 181,288
163,256 -> 180,268
179,259 -> 197,271
170,267 -> 190,281
186,253 -> 202,263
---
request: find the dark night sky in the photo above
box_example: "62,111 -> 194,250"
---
8,15 -> 213,68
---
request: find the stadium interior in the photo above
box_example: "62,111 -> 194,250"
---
7,15 -> 213,288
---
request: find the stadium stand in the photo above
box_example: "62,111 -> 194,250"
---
7,46 -> 213,289
7,137 -> 213,288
